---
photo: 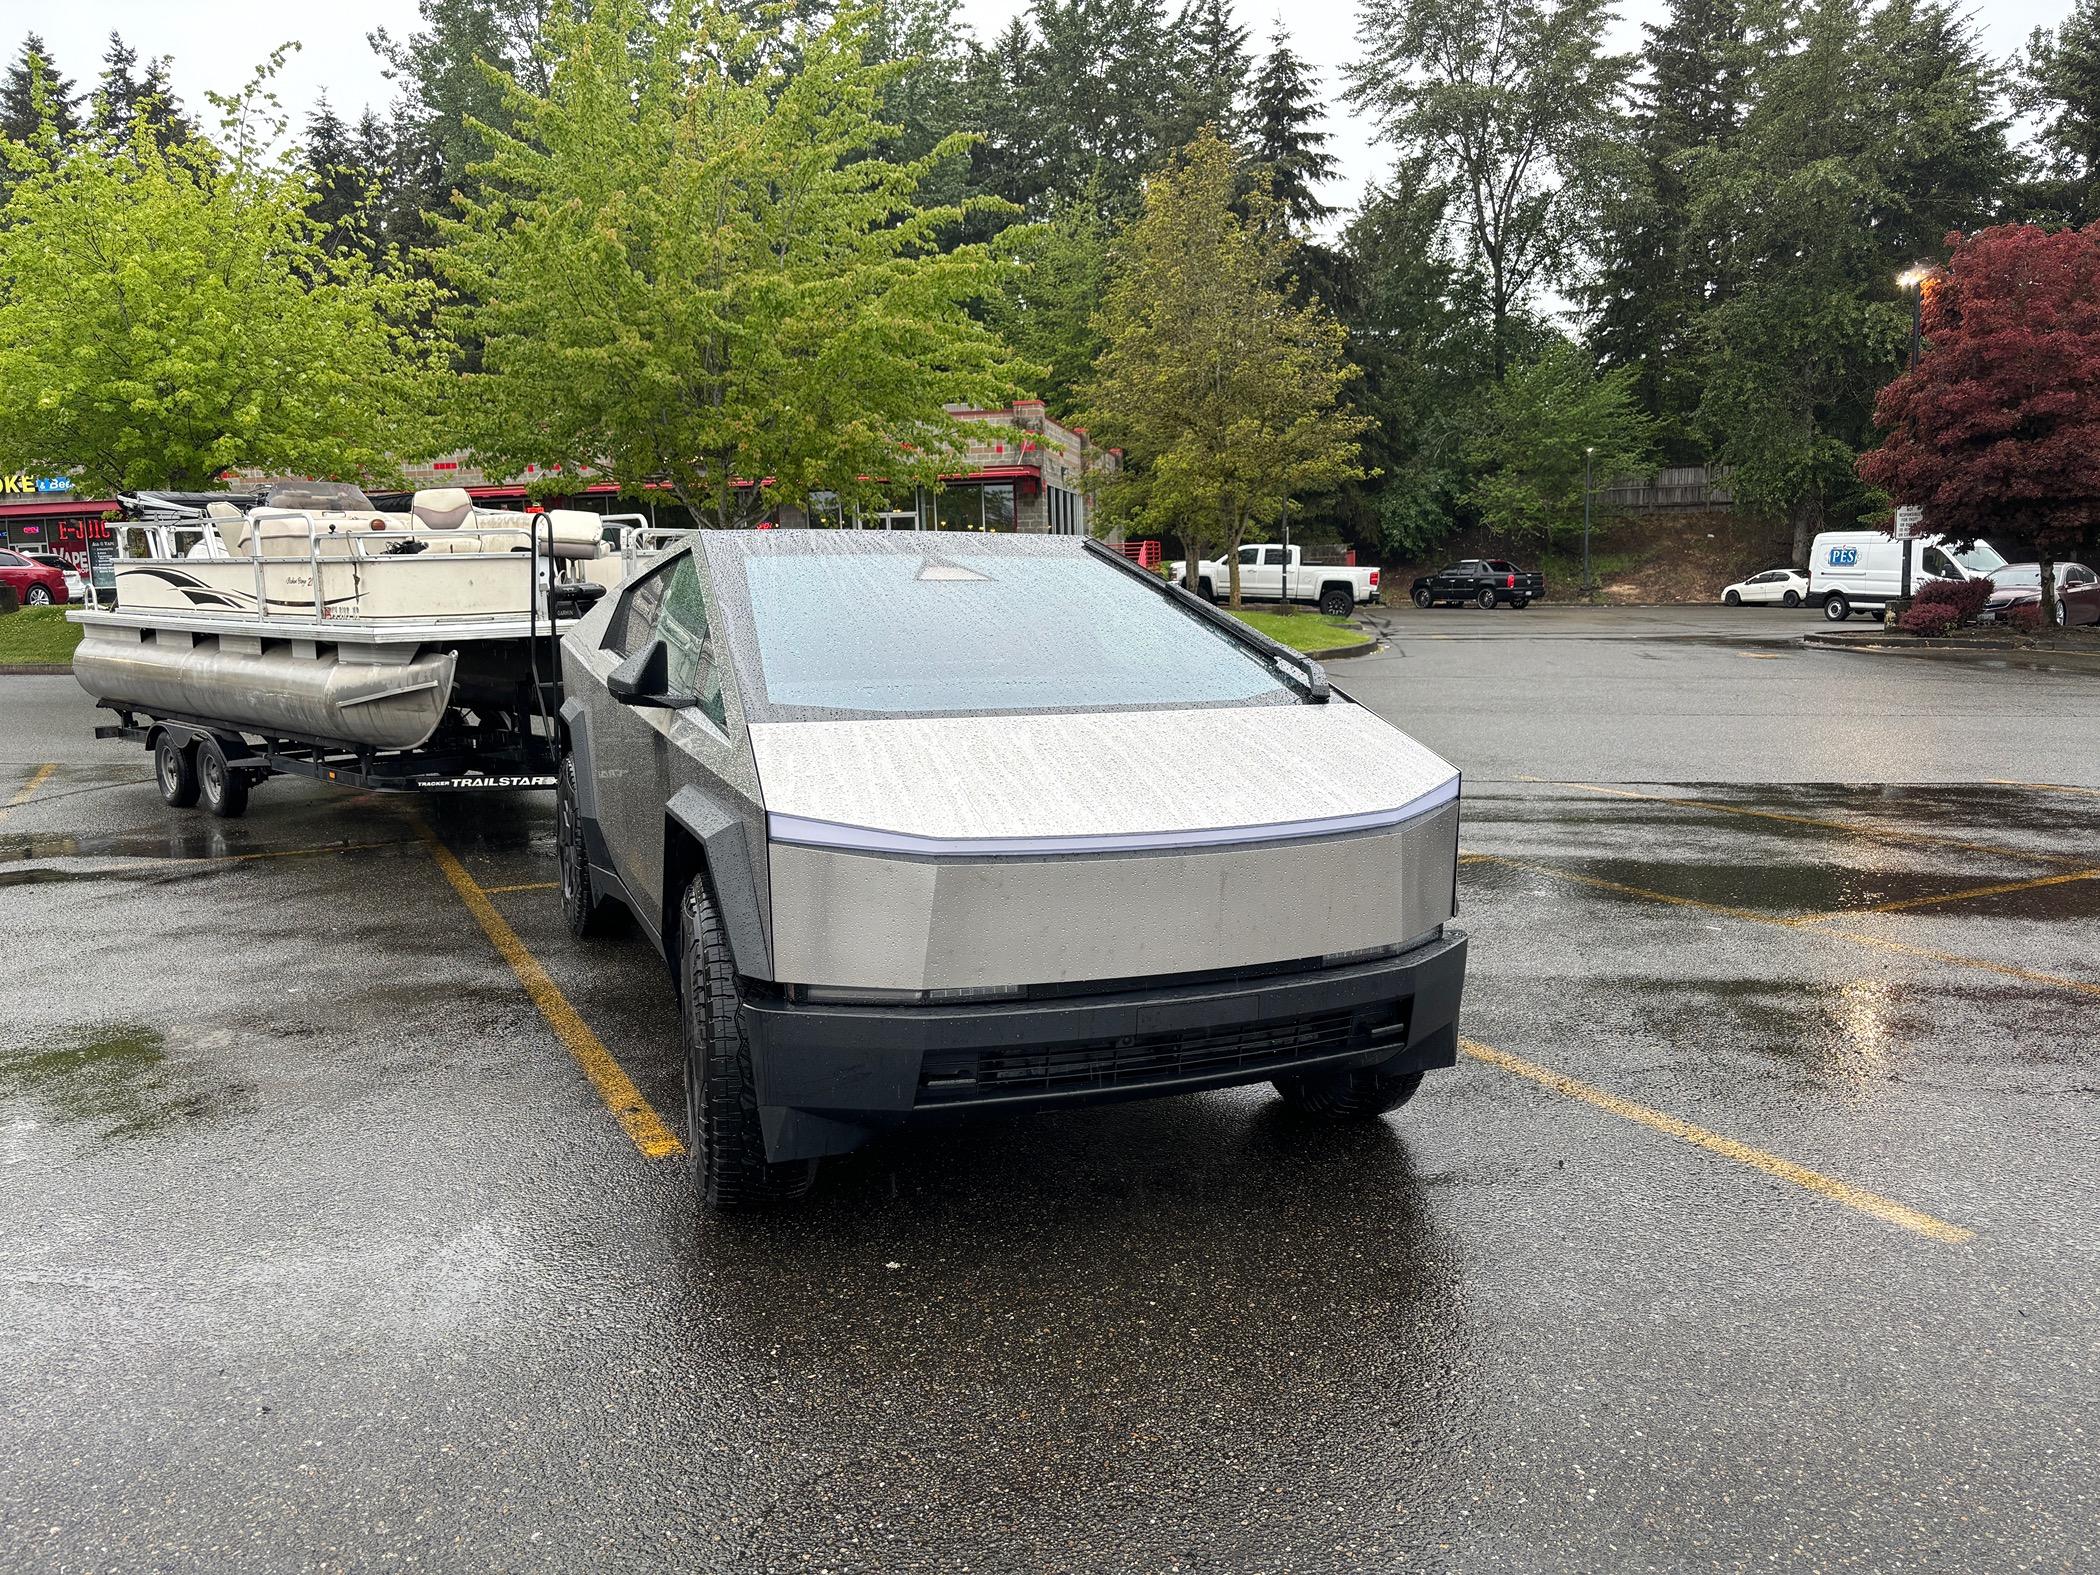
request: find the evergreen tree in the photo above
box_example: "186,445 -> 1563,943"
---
1585,0 -> 1751,453
868,0 -> 970,167
1,33 -> 83,145
302,96 -> 373,258
1250,22 -> 1337,231
2018,0 -> 2100,225
958,19 -> 1043,216
1027,0 -> 1178,214
1164,0 -> 1252,150
90,32 -> 144,138
1859,0 -> 2012,265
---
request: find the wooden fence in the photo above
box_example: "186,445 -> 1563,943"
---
1595,464 -> 1735,511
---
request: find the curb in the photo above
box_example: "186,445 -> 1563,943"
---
0,664 -> 71,677
1304,636 -> 1380,660
1802,631 -> 2100,675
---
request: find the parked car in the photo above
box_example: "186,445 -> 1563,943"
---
1164,544 -> 1380,616
0,547 -> 70,606
24,554 -> 87,603
1721,568 -> 1808,607
1410,559 -> 1545,610
1977,562 -> 2100,627
1808,531 -> 2007,621
558,532 -> 1468,1210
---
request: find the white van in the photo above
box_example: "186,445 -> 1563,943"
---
1808,531 -> 2009,621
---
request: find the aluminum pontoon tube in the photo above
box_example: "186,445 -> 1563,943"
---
72,626 -> 458,751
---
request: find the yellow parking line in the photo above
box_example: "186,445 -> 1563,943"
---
1462,1039 -> 1975,1244
482,881 -> 559,894
0,762 -> 57,823
1467,850 -> 2100,999
1792,866 -> 2100,923
420,827 -> 683,1160
1548,780 -> 2087,868
1990,778 -> 2100,798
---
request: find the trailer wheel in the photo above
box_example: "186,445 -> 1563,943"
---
154,733 -> 199,809
679,878 -> 818,1211
1273,1050 -> 1425,1118
557,752 -> 616,938
197,737 -> 250,819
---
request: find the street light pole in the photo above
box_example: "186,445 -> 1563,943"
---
1582,446 -> 1595,600
1896,266 -> 1930,607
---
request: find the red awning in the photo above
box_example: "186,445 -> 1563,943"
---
0,498 -> 115,519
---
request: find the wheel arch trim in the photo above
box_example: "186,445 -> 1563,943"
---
666,784 -> 774,980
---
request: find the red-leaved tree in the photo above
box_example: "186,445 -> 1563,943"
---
1858,224 -> 2100,630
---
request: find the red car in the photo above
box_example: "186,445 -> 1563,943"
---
0,546 -> 71,606
1980,562 -> 2100,627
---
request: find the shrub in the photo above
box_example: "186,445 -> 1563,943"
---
1909,575 -> 1996,624
2007,603 -> 2046,633
1896,602 -> 1959,636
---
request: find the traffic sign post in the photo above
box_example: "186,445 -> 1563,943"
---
1894,505 -> 1924,606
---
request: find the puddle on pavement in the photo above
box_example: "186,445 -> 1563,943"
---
0,1022 -> 252,1142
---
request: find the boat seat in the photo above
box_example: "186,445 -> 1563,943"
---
411,487 -> 488,554
541,510 -> 606,560
248,511 -> 374,559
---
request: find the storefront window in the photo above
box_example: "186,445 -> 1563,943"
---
982,483 -> 1015,532
937,487 -> 981,531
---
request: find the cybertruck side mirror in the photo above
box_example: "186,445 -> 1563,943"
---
606,638 -> 692,710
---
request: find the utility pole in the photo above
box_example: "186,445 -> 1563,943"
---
1582,447 -> 1595,600
1278,497 -> 1292,616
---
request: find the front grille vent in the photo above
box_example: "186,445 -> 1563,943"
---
915,1001 -> 1406,1106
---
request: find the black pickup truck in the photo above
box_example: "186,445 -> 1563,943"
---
1410,559 -> 1546,610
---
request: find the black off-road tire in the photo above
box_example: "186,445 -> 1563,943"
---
154,733 -> 199,809
1724,589 -> 1742,606
679,879 -> 818,1211
1476,586 -> 1498,610
1319,585 -> 1355,618
1198,578 -> 1217,602
1412,587 -> 1434,610
196,736 -> 249,819
1273,1052 -> 1426,1119
1513,596 -> 1531,609
557,753 -> 615,939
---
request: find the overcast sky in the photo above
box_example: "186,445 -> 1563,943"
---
19,0 -> 2076,227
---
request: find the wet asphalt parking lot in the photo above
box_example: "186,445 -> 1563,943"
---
3,604 -> 2098,1572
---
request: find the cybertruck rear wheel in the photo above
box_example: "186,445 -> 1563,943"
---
679,878 -> 818,1211
1273,1053 -> 1425,1119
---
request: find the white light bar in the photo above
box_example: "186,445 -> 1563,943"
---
769,774 -> 1461,859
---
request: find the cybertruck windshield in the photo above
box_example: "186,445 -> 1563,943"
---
704,532 -> 1296,722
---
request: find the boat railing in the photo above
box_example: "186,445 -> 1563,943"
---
93,509 -> 590,622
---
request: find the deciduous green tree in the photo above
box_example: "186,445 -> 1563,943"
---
437,0 -> 1026,527
986,183 -> 1112,417
1349,0 -> 1629,379
0,62 -> 447,492
1460,338 -> 1656,541
1078,132 -> 1368,604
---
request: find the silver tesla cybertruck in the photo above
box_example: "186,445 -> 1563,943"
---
556,531 -> 1467,1209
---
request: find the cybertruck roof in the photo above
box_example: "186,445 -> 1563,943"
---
691,531 -> 1459,857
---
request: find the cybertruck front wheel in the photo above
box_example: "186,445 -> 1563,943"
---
556,753 -> 616,939
1273,1051 -> 1426,1119
679,878 -> 818,1211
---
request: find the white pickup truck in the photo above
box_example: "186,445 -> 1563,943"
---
1166,544 -> 1382,616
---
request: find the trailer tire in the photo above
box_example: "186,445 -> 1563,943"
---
197,736 -> 249,819
154,733 -> 199,809
557,753 -> 616,939
680,878 -> 819,1211
1273,1051 -> 1425,1119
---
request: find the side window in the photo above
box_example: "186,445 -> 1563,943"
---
1262,546 -> 1286,566
604,553 -> 727,731
0,550 -> 23,566
2068,565 -> 2095,586
1921,547 -> 1958,579
1238,545 -> 1260,565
